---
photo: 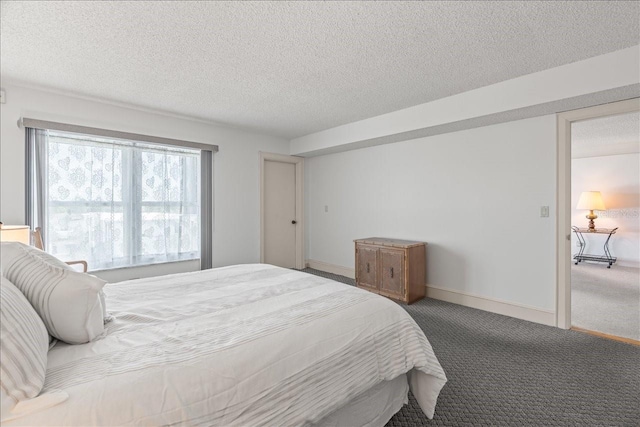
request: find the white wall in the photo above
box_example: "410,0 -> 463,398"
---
0,84 -> 290,281
305,115 -> 557,312
571,153 -> 640,267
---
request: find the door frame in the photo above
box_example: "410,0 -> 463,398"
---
556,98 -> 639,329
259,152 -> 305,269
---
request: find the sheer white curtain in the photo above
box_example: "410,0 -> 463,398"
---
32,131 -> 200,270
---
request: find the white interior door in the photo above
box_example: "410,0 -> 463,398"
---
264,160 -> 296,268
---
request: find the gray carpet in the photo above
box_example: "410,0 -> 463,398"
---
571,263 -> 640,341
301,268 -> 640,427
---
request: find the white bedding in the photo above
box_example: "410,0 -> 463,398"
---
314,374 -> 409,427
6,264 -> 447,426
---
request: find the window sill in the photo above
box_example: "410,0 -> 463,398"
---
90,259 -> 201,283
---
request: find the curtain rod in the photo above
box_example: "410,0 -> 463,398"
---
18,118 -> 219,153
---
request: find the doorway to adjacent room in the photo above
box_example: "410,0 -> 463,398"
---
557,98 -> 640,345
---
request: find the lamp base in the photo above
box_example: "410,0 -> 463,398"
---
586,210 -> 597,231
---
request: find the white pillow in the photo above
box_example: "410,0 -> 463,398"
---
9,242 -> 72,270
0,276 -> 49,415
1,242 -> 106,344
1,242 -> 111,325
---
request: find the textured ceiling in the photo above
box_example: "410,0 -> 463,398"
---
1,1 -> 639,138
572,112 -> 640,148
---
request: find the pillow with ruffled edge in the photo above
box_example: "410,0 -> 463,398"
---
1,243 -> 106,344
0,277 -> 68,422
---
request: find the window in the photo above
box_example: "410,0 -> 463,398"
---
25,121 -> 215,271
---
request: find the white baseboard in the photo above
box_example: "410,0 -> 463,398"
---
426,285 -> 556,327
305,259 -> 355,279
304,259 -> 556,327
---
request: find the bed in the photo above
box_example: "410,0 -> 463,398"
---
4,263 -> 447,426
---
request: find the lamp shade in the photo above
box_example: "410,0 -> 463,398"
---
576,191 -> 606,211
0,225 -> 30,244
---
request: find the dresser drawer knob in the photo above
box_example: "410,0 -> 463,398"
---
390,267 -> 394,278
366,263 -> 370,273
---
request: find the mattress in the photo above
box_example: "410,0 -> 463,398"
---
6,264 -> 446,426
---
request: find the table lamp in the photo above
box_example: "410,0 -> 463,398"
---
576,191 -> 605,231
0,224 -> 31,244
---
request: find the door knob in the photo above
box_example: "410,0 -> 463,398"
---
291,220 -> 297,224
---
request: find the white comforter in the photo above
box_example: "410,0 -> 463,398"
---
8,264 -> 447,426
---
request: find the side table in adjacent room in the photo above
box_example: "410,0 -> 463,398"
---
571,226 -> 618,268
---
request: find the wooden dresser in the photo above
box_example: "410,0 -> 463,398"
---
354,238 -> 426,304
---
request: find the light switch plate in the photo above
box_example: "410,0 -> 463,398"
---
540,206 -> 549,217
